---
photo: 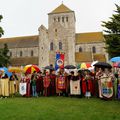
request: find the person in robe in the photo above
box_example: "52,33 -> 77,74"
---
25,73 -> 31,97
36,71 -> 43,96
43,71 -> 51,96
0,70 -> 9,98
19,73 -> 27,96
9,72 -> 18,96
82,70 -> 93,98
50,70 -> 56,96
70,71 -> 81,96
31,71 -> 37,97
117,79 -> 120,99
95,67 -> 104,98
56,68 -> 67,96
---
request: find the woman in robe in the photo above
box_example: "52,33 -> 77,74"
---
50,70 -> 56,96
82,70 -> 93,98
43,71 -> 51,96
0,70 -> 9,98
36,72 -> 43,96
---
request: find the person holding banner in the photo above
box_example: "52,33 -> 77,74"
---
70,71 -> 81,96
56,68 -> 67,96
19,74 -> 27,96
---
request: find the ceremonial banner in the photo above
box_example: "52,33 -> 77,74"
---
70,80 -> 81,95
100,76 -> 113,99
57,76 -> 66,90
55,52 -> 64,70
19,83 -> 27,95
43,76 -> 50,88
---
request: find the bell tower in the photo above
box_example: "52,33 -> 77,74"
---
48,3 -> 76,66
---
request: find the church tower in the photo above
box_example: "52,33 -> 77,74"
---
48,3 -> 76,66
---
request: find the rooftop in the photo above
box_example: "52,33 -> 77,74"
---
49,3 -> 73,14
76,32 -> 105,44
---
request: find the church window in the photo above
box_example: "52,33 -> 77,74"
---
79,47 -> 82,52
55,29 -> 57,32
50,42 -> 54,51
9,52 -> 12,56
31,50 -> 34,56
54,18 -> 56,22
62,17 -> 64,22
58,17 -> 60,22
92,46 -> 96,53
20,51 -> 23,57
59,42 -> 62,50
66,17 -> 68,22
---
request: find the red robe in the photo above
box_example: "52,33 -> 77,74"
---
43,75 -> 50,96
82,77 -> 93,95
36,76 -> 43,94
50,74 -> 56,96
26,77 -> 31,97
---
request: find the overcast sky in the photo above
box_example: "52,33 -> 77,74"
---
0,0 -> 119,38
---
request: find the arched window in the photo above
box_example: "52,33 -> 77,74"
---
31,50 -> 34,56
79,47 -> 82,52
62,17 -> 64,22
66,17 -> 68,22
54,18 -> 56,22
50,42 -> 54,51
58,17 -> 60,22
20,51 -> 23,57
59,42 -> 62,50
10,52 -> 12,57
92,46 -> 96,53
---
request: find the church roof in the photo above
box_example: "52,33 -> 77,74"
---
76,32 -> 105,44
0,35 -> 39,48
93,54 -> 106,62
10,57 -> 39,66
75,52 -> 106,63
49,4 -> 73,14
75,52 -> 93,63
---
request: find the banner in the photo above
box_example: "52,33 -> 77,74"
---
70,80 -> 81,95
57,76 -> 66,90
100,76 -> 113,99
55,52 -> 64,70
19,83 -> 27,95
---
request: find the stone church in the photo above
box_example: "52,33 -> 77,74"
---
0,4 -> 108,68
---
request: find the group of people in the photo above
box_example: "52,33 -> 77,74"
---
0,66 -> 120,100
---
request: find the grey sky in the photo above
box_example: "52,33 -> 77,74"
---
0,0 -> 119,38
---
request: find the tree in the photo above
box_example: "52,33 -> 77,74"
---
0,15 -> 4,37
0,44 -> 10,67
102,4 -> 120,58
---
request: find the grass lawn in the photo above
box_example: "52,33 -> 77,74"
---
0,97 -> 120,120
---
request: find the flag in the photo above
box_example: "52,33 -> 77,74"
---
55,52 -> 64,70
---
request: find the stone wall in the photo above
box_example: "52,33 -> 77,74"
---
75,42 -> 105,54
38,25 -> 49,68
9,47 -> 39,58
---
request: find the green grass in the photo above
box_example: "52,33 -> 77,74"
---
0,97 -> 120,120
